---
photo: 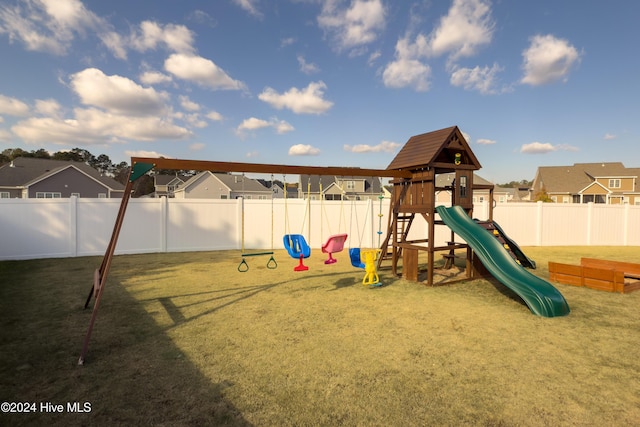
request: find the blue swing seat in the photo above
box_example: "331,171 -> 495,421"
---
283,234 -> 311,259
349,248 -> 365,269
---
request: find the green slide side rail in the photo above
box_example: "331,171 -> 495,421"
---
437,205 -> 570,317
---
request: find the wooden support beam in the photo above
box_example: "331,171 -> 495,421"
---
131,157 -> 413,179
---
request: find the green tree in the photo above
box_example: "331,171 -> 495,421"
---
533,187 -> 554,202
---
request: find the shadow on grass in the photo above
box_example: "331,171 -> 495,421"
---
124,269 -> 365,331
0,257 -> 252,426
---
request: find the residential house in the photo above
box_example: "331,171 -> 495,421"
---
0,157 -> 124,198
435,172 -> 495,204
298,175 -> 383,200
172,171 -> 272,199
256,179 -> 296,199
493,186 -> 531,203
531,162 -> 640,204
153,174 -> 189,197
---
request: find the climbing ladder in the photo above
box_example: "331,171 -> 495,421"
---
377,209 -> 414,274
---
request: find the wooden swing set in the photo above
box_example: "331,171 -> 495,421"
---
79,157 -> 411,364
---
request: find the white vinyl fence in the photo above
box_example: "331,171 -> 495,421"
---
1,198 -> 639,261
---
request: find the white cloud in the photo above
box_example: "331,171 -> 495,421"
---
129,21 -> 195,54
237,117 -> 270,131
0,0 -> 99,55
428,0 -> 494,61
189,143 -> 205,151
0,94 -> 30,116
164,53 -> 246,91
382,35 -> 431,91
297,55 -> 320,74
288,144 -> 320,156
0,0 -> 129,59
11,68 -> 192,145
280,37 -> 295,48
236,117 -> 294,136
367,50 -> 381,65
99,30 -> 127,60
343,140 -> 400,153
382,0 -> 493,91
139,71 -> 172,85
34,99 -> 62,117
317,0 -> 386,53
206,111 -> 223,121
124,150 -> 170,159
258,81 -> 333,114
520,142 -> 579,154
603,133 -> 616,140
182,113 -> 208,128
450,63 -> 505,94
179,96 -> 200,112
232,0 -> 263,19
521,34 -> 581,86
476,138 -> 496,145
12,107 -> 192,145
70,68 -> 168,116
382,56 -> 431,91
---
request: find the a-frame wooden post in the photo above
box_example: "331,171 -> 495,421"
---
78,161 -> 155,365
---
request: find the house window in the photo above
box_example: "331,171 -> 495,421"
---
551,196 -> 557,202
346,180 -> 355,190
563,196 -> 570,203
71,193 -> 80,198
609,179 -> 621,188
220,195 -> 228,199
258,195 -> 268,200
0,192 -> 9,199
499,196 -> 505,203
36,192 -> 61,198
98,193 -> 107,198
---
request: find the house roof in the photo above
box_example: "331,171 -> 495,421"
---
535,162 -> 640,194
181,171 -> 270,193
154,174 -> 189,186
0,157 -> 124,190
386,126 -> 482,172
300,175 -> 382,194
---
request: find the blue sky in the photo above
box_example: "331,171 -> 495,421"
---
0,0 -> 638,183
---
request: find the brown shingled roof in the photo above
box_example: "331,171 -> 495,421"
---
386,126 -> 481,171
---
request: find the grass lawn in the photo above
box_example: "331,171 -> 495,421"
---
1,246 -> 640,426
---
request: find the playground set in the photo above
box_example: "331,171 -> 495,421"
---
79,125 -> 570,365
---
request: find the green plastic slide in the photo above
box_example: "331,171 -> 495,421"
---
436,205 -> 570,317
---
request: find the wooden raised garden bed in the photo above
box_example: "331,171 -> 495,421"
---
549,258 -> 640,294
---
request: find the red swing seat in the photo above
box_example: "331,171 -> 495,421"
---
321,233 -> 348,264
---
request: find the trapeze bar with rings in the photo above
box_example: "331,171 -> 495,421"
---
237,251 -> 278,272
